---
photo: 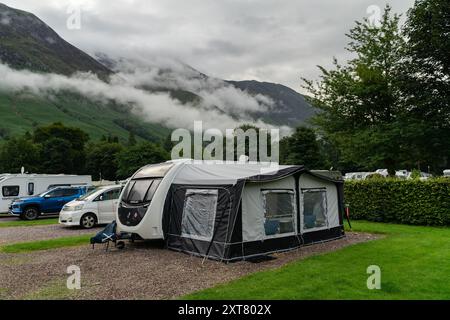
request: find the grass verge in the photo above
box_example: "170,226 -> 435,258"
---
0,218 -> 59,228
0,235 -> 91,253
183,221 -> 450,300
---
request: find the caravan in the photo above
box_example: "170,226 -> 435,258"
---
0,174 -> 92,213
116,160 -> 345,261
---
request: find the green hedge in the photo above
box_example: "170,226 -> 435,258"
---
344,178 -> 450,226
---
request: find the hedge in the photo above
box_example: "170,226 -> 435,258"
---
344,178 -> 450,226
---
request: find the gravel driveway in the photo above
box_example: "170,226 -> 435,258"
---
0,224 -> 102,245
0,232 -> 380,300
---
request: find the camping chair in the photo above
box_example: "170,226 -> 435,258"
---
90,221 -> 123,251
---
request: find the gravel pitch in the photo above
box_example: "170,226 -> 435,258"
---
0,224 -> 102,245
0,232 -> 380,300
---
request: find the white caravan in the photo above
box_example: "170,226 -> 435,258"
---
60,185 -> 123,229
0,174 -> 92,213
116,160 -> 345,261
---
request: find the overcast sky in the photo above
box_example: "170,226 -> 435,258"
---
2,0 -> 414,92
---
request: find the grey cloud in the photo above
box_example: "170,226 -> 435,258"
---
0,62 -> 286,133
1,0 -> 414,91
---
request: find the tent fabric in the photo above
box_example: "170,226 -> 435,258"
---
241,177 -> 296,242
171,162 -> 298,185
299,173 -> 340,232
157,161 -> 346,261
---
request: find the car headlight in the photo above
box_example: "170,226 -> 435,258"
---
64,204 -> 84,211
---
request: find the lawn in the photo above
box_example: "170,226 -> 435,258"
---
184,221 -> 450,300
0,218 -> 59,228
0,235 -> 92,253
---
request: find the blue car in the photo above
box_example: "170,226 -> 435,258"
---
9,186 -> 91,220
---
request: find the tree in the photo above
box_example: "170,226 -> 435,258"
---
0,137 -> 41,173
116,142 -> 169,178
401,0 -> 450,170
302,6 -> 409,173
127,131 -> 137,147
40,137 -> 74,174
280,127 -> 326,169
33,122 -> 89,174
85,142 -> 123,181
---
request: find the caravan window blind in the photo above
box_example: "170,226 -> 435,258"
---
181,189 -> 218,241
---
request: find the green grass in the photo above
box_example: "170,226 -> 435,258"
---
184,221 -> 450,300
0,91 -> 170,143
0,218 -> 59,228
0,235 -> 91,253
23,279 -> 79,300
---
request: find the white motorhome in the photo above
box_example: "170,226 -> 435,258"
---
443,170 -> 450,177
0,174 -> 92,213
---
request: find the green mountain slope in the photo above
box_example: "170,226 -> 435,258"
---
228,80 -> 317,127
0,3 -> 111,78
0,91 -> 170,142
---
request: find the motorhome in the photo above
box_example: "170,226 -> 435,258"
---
116,160 -> 345,261
0,174 -> 92,213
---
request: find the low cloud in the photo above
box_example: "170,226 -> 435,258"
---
0,11 -> 11,25
0,62 -> 288,134
110,56 -> 275,116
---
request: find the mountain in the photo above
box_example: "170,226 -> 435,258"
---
0,3 -> 169,142
0,3 -> 316,143
228,80 -> 317,127
0,3 -> 111,78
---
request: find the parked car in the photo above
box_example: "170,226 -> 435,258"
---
395,170 -> 410,179
59,185 -> 123,229
9,186 -> 92,220
443,169 -> 450,177
0,173 -> 92,214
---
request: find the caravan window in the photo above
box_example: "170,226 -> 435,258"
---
181,189 -> 218,241
28,183 -> 35,195
302,189 -> 327,230
2,186 -> 19,197
262,190 -> 296,236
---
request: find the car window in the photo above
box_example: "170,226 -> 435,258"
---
62,189 -> 79,197
46,189 -> 65,197
98,188 -> 121,201
110,188 -> 122,200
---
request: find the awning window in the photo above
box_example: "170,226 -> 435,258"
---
262,190 -> 296,236
181,189 -> 218,241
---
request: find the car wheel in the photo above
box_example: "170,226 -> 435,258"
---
23,207 -> 39,221
80,213 -> 97,229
